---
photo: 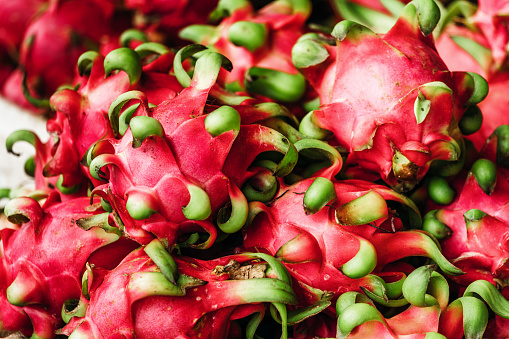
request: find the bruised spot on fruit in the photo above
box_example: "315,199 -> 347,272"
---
212,260 -> 267,280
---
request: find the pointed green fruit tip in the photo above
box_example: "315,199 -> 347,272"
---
406,0 -> 440,36
126,193 -> 157,220
228,21 -> 267,52
104,47 -> 142,86
470,158 -> 497,195
303,177 -> 336,215
129,116 -> 165,148
427,176 -> 456,205
459,105 -> 483,135
292,38 -> 330,69
463,209 -> 487,222
204,106 -> 241,137
331,21 -> 366,41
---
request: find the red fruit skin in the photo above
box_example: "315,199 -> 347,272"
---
0,197 -> 132,337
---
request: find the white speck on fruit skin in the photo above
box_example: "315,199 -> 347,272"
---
323,274 -> 330,281
196,296 -> 202,301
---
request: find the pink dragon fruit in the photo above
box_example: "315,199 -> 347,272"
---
242,176 -> 463,309
422,157 -> 509,286
0,195 -> 138,337
434,0 -> 509,151
335,267 -> 509,338
293,0 -> 488,192
0,0 -> 47,88
179,0 -> 310,103
60,241 -> 299,338
87,46 -> 301,247
1,0 -> 120,111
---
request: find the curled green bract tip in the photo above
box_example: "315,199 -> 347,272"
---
463,279 -> 509,319
340,238 -> 377,279
228,21 -> 267,52
459,105 -> 483,136
292,37 -> 330,69
108,90 -> 149,137
129,116 -> 165,148
193,51 -> 232,90
337,303 -> 386,339
104,47 -> 142,86
303,177 -> 337,215
335,190 -> 388,226
173,44 -> 208,88
61,299 -> 87,324
217,184 -> 248,234
6,130 -> 40,156
4,197 -> 43,225
135,42 -> 170,59
182,184 -> 212,221
120,28 -> 149,47
470,158 -> 497,195
77,50 -> 100,76
465,72 -> 489,106
56,175 -> 80,195
245,67 -> 306,103
299,111 -> 332,140
126,192 -> 158,220
204,106 -> 241,137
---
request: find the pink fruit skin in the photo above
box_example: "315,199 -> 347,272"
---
243,177 -> 423,303
431,171 -> 509,285
0,197 -> 135,337
61,248 -> 289,338
303,4 -> 474,191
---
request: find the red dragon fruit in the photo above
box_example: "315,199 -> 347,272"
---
242,176 -> 463,310
0,195 -> 138,337
179,0 -> 311,103
60,241 -> 299,338
293,0 -> 488,192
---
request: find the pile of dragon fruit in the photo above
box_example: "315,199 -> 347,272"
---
1,0 -> 509,337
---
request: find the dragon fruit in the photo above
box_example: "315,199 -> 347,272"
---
179,0 -> 310,103
422,157 -> 509,286
1,0 -> 120,112
87,47 -> 300,247
60,241 -> 298,338
434,0 -> 509,151
293,0 -> 488,192
242,176 -> 464,309
0,195 -> 138,337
